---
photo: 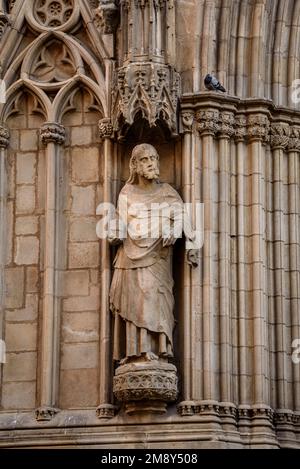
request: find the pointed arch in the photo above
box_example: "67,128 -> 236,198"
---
0,78 -> 52,121
50,74 -> 106,122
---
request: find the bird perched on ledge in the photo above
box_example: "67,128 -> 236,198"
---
204,74 -> 226,92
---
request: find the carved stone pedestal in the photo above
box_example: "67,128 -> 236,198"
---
113,360 -> 178,415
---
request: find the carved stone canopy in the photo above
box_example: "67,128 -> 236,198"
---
112,62 -> 181,137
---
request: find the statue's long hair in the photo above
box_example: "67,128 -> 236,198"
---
127,143 -> 159,184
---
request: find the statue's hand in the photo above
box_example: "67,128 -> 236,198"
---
187,249 -> 199,268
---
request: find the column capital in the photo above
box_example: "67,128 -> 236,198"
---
196,109 -> 220,137
40,123 -> 66,145
181,111 -> 194,134
235,115 -> 247,142
247,113 -> 270,143
99,118 -> 114,139
219,111 -> 235,139
0,125 -> 9,148
288,126 -> 300,153
270,122 -> 290,150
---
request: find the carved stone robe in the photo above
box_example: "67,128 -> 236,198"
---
109,182 -> 183,361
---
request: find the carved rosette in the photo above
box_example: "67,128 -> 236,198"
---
94,0 -> 119,34
113,361 -> 178,414
112,63 -> 181,136
33,0 -> 74,28
40,122 -> 66,145
0,125 -> 9,148
35,406 -> 59,422
247,114 -> 270,143
270,123 -> 290,150
196,109 -> 220,137
288,126 -> 300,152
99,118 -> 114,139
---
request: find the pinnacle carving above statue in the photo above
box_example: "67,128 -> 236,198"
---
112,0 -> 180,137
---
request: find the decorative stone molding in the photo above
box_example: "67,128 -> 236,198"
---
270,123 -> 290,150
247,114 -> 270,143
274,410 -> 300,425
196,109 -> 220,137
238,405 -> 274,423
288,126 -> 300,152
178,400 -> 237,419
0,125 -> 9,148
0,10 -> 9,40
113,63 -> 180,136
96,404 -> 117,419
113,361 -> 178,414
40,122 -> 66,145
181,111 -> 194,134
219,111 -> 235,139
98,117 -> 114,139
35,406 -> 59,422
94,0 -> 119,34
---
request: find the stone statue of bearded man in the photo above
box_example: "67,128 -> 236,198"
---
109,144 -> 185,365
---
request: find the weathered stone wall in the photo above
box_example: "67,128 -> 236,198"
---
0,0 -> 300,449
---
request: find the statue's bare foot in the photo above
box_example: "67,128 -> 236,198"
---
143,352 -> 159,361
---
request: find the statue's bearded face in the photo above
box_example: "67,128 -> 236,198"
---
136,149 -> 160,180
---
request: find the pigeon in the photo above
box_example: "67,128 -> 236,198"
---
204,74 -> 226,92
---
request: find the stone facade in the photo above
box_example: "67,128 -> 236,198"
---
0,0 -> 300,448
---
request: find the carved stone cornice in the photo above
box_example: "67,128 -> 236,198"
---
35,406 -> 59,422
96,404 -> 117,419
94,0 -> 119,34
112,63 -> 181,136
247,114 -> 270,143
238,405 -> 274,423
270,123 -> 290,150
178,400 -> 237,419
181,111 -> 194,134
0,125 -> 9,148
40,123 -> 66,145
99,118 -> 114,139
219,111 -> 235,139
274,410 -> 300,425
288,126 -> 300,153
196,109 -> 220,137
235,115 -> 247,142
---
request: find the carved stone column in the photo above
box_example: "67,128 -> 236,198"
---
238,113 -> 273,433
270,122 -> 291,414
218,112 -> 235,406
36,122 -> 65,422
234,115 -> 249,407
177,110 -> 197,416
196,109 -> 220,405
97,118 -> 116,419
287,127 -> 300,414
0,125 -> 9,389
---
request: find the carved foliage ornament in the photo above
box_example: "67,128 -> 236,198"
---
40,122 -> 66,144
34,0 -> 74,28
0,125 -> 9,148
